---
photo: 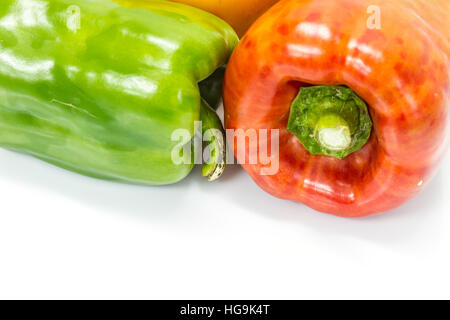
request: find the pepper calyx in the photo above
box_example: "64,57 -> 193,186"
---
287,85 -> 373,159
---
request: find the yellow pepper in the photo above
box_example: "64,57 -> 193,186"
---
171,0 -> 279,37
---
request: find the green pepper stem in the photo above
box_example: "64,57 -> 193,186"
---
287,86 -> 373,159
199,99 -> 226,181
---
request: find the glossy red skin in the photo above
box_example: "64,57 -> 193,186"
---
223,0 -> 450,217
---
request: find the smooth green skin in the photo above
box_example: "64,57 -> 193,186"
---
287,86 -> 373,159
0,0 -> 238,185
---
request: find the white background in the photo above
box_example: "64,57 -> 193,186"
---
1,129 -> 449,300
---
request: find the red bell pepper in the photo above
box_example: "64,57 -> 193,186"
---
223,0 -> 450,217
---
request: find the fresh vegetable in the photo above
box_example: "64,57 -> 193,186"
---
223,0 -> 450,217
170,0 -> 279,37
0,0 -> 238,185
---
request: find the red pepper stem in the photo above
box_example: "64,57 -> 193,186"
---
286,85 -> 373,159
315,114 -> 352,151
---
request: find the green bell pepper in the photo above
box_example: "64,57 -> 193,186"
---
0,0 -> 238,184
